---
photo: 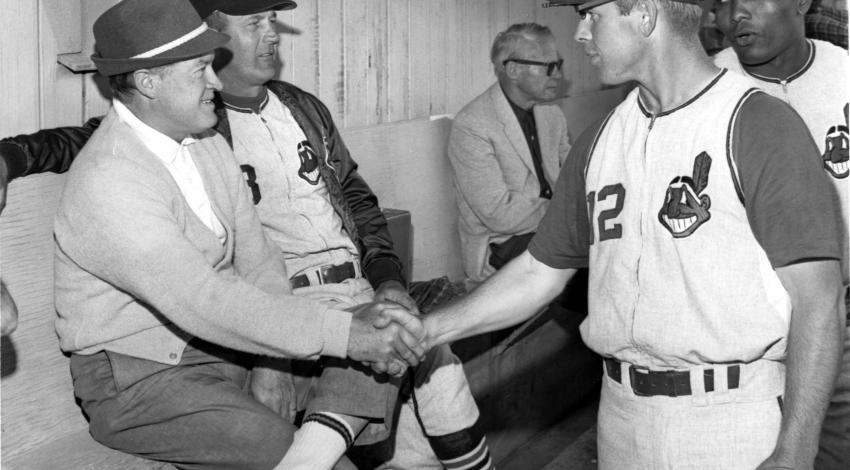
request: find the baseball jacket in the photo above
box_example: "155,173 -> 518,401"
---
1,80 -> 405,289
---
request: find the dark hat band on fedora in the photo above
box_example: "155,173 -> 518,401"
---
191,0 -> 297,20
92,0 -> 230,76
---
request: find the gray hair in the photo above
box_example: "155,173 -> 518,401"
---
490,23 -> 555,67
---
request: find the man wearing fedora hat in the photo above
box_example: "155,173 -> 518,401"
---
408,0 -> 845,468
47,0 -> 431,469
0,0 -> 490,468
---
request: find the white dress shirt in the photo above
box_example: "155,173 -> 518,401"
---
113,99 -> 226,244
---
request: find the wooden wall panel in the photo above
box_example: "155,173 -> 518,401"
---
38,0 -> 83,129
343,1 -> 370,127
428,0 -> 449,116
83,73 -> 111,120
0,0 -> 40,136
509,0 -> 537,24
408,0 -> 431,118
465,0 -> 499,103
0,0 -> 610,138
317,0 -> 345,127
286,0 -> 319,93
387,0 -> 410,121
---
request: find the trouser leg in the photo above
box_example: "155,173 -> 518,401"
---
816,315 -> 850,470
71,340 -> 294,470
380,344 -> 490,469
293,279 -> 402,445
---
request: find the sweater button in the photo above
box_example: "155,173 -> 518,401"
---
169,353 -> 177,360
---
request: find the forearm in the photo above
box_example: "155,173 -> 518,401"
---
0,117 -> 100,180
773,261 -> 844,465
424,251 -> 572,346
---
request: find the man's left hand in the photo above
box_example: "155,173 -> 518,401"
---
374,280 -> 419,316
250,360 -> 298,423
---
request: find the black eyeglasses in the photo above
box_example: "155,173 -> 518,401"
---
503,58 -> 564,76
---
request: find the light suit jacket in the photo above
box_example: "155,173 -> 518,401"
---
448,83 -> 571,282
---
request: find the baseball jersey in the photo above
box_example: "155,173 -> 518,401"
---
529,70 -> 841,369
225,91 -> 358,277
714,39 -> 850,284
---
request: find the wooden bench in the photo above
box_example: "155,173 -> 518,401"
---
1,87 -> 624,467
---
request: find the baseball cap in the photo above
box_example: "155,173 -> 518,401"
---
190,0 -> 297,20
547,0 -> 702,13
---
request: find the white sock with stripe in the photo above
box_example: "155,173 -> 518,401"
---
275,412 -> 355,470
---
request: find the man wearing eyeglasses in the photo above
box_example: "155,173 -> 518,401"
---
448,23 -> 571,284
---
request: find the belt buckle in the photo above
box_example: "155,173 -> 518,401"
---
629,366 -> 652,397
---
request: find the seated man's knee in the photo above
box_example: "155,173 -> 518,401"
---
220,408 -> 295,469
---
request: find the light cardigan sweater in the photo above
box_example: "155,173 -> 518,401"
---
54,108 -> 351,365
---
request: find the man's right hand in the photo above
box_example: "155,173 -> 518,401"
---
346,301 -> 427,371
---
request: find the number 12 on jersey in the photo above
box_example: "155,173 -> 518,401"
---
587,183 -> 625,244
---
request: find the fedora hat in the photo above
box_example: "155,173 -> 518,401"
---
191,0 -> 297,20
92,0 -> 231,76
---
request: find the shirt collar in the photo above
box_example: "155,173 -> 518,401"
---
112,99 -> 197,165
221,87 -> 270,114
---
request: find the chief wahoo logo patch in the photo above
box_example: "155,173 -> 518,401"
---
297,140 -> 320,185
822,103 -> 849,179
658,151 -> 712,238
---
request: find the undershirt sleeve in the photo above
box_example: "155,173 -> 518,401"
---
733,92 -> 841,268
528,117 -> 606,269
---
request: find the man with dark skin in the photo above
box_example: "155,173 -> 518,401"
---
713,1 -> 849,467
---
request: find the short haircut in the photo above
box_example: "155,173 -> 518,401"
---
108,72 -> 137,101
615,0 -> 703,40
107,64 -> 171,102
490,23 -> 555,67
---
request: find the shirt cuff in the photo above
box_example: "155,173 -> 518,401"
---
320,308 -> 352,358
365,257 -> 406,289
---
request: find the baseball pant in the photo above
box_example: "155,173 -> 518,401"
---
597,360 -> 785,470
377,343 -> 482,469
297,277 -> 483,468
816,309 -> 850,470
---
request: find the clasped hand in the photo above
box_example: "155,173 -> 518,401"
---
346,299 -> 429,377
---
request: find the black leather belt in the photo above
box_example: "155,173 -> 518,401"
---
604,357 -> 740,397
290,262 -> 357,289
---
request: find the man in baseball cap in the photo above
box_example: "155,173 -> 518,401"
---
189,2 -> 492,469
417,0 -> 844,469
545,0 -> 703,12
192,0 -> 297,19
53,0 -> 428,469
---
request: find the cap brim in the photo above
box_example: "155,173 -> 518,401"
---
93,28 -> 230,76
547,0 -> 701,11
196,1 -> 297,19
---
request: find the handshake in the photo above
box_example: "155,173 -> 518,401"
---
345,282 -> 434,377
